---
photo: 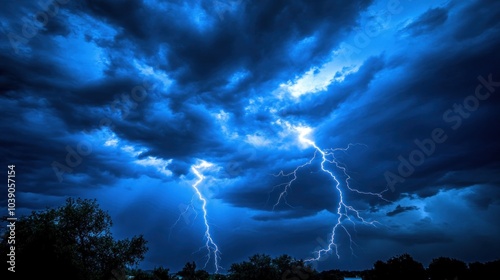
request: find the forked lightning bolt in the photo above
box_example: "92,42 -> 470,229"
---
273,126 -> 388,262
190,161 -> 222,273
171,160 -> 222,273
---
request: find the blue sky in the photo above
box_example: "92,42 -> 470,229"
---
1,0 -> 500,273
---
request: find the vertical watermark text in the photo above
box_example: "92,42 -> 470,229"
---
7,165 -> 16,273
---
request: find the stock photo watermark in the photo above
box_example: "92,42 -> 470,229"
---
3,0 -> 70,55
385,74 -> 500,191
336,0 -> 409,63
6,165 -> 17,273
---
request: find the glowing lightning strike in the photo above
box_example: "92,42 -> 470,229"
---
190,160 -> 222,273
272,126 -> 389,262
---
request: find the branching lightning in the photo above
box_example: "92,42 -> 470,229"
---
168,194 -> 198,241
171,160 -> 222,273
272,126 -> 389,262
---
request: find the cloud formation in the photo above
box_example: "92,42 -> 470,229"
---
1,0 -> 499,273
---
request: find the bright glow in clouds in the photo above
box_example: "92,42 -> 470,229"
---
104,138 -> 118,147
280,54 -> 359,98
273,125 -> 388,262
246,134 -> 271,147
134,60 -> 172,90
121,145 -> 146,157
135,156 -> 173,177
214,109 -> 238,139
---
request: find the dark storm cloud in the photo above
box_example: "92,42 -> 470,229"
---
0,51 -> 71,94
1,0 -> 379,178
217,141 -> 391,220
2,0 -> 500,273
0,0 -> 375,215
399,6 -> 448,37
355,219 -> 455,246
0,86 -> 170,206
451,0 -> 500,41
11,0 -> 379,178
76,0 -> 375,99
0,94 -> 159,202
317,1 -> 500,197
386,205 -> 418,217
213,0 -> 500,220
115,104 -> 224,163
219,161 -> 340,215
463,184 -> 500,210
41,16 -> 71,37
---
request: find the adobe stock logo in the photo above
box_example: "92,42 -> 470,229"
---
385,74 -> 499,191
3,0 -> 70,55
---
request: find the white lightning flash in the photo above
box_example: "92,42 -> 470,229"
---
273,126 -> 388,262
188,160 -> 222,273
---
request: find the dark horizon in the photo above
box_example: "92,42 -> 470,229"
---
139,253 -> 500,273
1,0 -> 499,274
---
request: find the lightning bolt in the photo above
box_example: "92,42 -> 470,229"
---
189,160 -> 222,273
272,126 -> 389,262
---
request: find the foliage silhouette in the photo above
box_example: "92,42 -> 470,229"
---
176,261 -> 210,280
2,197 -> 499,280
228,254 -> 316,280
130,253 -> 499,280
428,257 -> 468,280
132,267 -> 173,280
1,197 -> 147,279
371,253 -> 426,280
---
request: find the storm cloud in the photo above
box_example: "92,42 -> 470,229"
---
1,0 -> 499,273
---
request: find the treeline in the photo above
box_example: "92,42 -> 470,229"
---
130,253 -> 500,280
1,198 -> 498,280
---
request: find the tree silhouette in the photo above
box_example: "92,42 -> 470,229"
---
317,268 -> 344,280
372,253 -> 426,280
273,254 -> 316,280
228,254 -> 315,280
152,266 -> 172,280
428,257 -> 468,280
229,254 -> 277,280
176,261 -> 209,280
0,197 -> 148,279
468,260 -> 500,279
132,267 -> 173,280
5,198 -> 498,280
213,273 -> 229,280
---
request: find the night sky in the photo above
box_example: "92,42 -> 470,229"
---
1,0 -> 500,274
